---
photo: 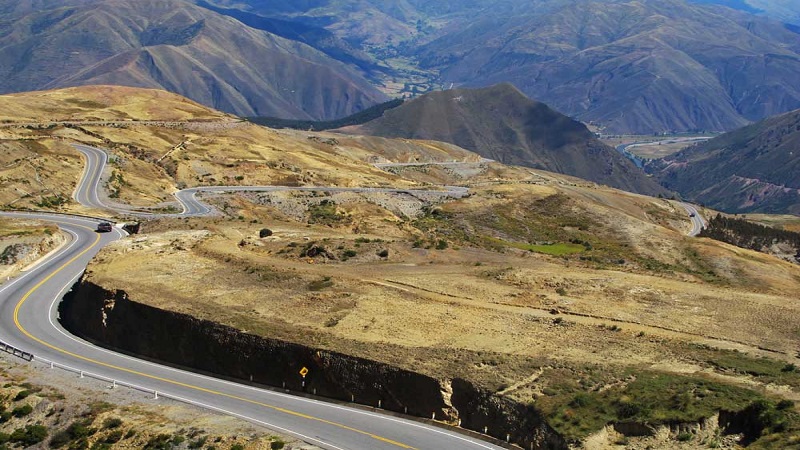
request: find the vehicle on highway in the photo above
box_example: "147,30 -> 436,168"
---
689,212 -> 696,217
96,222 -> 113,232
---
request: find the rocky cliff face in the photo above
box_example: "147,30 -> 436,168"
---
61,278 -> 772,448
60,279 -> 568,449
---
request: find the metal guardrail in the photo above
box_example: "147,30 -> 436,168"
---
0,350 -> 521,449
0,340 -> 34,361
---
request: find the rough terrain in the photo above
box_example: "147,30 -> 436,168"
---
4,85 -> 800,448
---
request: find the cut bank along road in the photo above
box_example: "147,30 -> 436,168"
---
0,148 -> 503,450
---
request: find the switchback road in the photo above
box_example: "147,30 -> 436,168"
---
0,147 -> 502,450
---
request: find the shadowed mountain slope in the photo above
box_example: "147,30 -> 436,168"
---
416,0 -> 800,134
0,0 -> 387,120
650,108 -> 800,214
345,84 -> 665,195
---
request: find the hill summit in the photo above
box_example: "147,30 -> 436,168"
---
345,84 -> 664,195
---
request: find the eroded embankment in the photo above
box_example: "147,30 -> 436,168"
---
60,280 -> 567,449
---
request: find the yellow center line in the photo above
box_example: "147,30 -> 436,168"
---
14,221 -> 416,450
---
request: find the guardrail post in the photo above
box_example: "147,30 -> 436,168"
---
377,400 -> 381,409
432,412 -> 436,420
484,426 -> 488,434
50,362 -> 54,369
506,434 -> 510,443
154,391 -> 158,400
111,380 -> 116,389
80,371 -> 84,378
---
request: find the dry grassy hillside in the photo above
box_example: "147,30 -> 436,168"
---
0,86 -> 232,123
4,85 -> 800,448
0,86 -> 474,211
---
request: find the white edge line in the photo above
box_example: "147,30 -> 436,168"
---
36,227 -> 498,449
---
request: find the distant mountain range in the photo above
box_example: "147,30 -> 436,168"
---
416,0 -> 800,134
2,0 -> 799,137
0,0 -> 386,120
650,108 -> 800,214
691,0 -> 800,25
345,83 -> 666,196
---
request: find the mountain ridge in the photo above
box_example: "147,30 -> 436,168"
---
0,0 -> 387,120
650,108 -> 800,214
344,83 -> 666,196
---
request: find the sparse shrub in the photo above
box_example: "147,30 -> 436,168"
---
781,363 -> 797,373
377,249 -> 389,258
104,429 -> 123,444
776,399 -> 794,410
102,418 -> 122,429
555,287 -> 567,296
231,444 -> 245,450
11,404 -> 32,417
13,390 -> 30,401
435,239 -> 448,250
49,429 -> 72,448
308,276 -> 333,291
570,393 -> 591,408
68,436 -> 89,449
10,425 -> 48,446
143,434 -> 173,450
676,432 -> 693,442
342,249 -> 357,258
259,228 -> 273,238
270,440 -> 285,450
189,436 -> 207,449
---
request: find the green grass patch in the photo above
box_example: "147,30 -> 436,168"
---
486,237 -> 584,255
689,346 -> 800,389
537,369 -> 763,441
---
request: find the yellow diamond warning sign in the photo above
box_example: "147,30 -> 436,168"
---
299,367 -> 309,377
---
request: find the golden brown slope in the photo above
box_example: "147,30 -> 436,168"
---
4,85 -> 800,447
0,85 -> 232,123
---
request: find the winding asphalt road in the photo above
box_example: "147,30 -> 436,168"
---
72,145 -> 468,217
1,144 -> 706,448
0,147 -> 502,450
681,202 -> 707,237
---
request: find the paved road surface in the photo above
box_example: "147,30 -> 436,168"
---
680,203 -> 707,237
0,148 -> 504,449
73,145 -> 469,217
